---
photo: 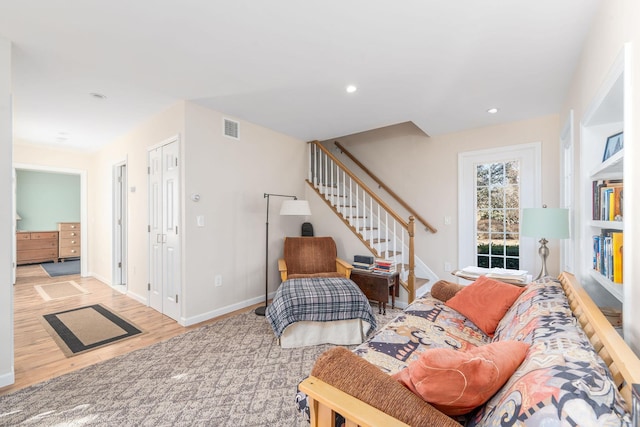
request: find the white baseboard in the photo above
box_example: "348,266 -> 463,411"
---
181,292 -> 275,327
125,289 -> 147,305
89,272 -> 111,286
0,370 -> 15,388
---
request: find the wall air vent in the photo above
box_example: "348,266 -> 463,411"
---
223,118 -> 240,140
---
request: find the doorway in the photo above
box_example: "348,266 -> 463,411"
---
113,161 -> 128,293
458,143 -> 542,275
148,136 -> 181,321
13,163 -> 87,276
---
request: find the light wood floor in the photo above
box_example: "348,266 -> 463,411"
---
1,264 -> 257,396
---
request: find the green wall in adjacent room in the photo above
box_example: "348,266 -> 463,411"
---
16,169 -> 80,231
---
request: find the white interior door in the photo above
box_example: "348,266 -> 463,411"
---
12,168 -> 16,285
148,138 -> 181,321
113,162 -> 127,290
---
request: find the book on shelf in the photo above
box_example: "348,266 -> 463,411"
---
592,179 -> 623,221
612,231 -> 623,284
592,230 -> 623,283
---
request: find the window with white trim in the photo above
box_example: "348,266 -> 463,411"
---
475,160 -> 520,269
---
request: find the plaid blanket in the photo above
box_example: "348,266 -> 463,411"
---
266,277 -> 377,338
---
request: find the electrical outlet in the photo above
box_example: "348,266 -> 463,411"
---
444,262 -> 452,272
444,216 -> 451,225
214,275 -> 222,287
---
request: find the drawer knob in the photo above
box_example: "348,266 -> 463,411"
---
71,225 -> 76,228
71,249 -> 76,253
71,233 -> 76,236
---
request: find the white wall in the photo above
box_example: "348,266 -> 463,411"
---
318,116 -> 561,296
14,141 -> 93,170
182,102 -> 307,323
87,101 -> 307,324
561,0 -> 640,353
0,37 -> 14,387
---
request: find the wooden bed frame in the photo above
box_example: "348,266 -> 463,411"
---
299,272 -> 640,427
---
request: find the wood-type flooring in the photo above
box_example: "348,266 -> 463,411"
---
1,264 -> 255,396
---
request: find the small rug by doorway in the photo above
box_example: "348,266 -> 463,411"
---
34,280 -> 89,301
41,304 -> 145,357
41,259 -> 81,277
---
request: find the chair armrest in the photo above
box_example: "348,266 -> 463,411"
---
278,258 -> 288,282
336,258 -> 353,279
299,376 -> 410,427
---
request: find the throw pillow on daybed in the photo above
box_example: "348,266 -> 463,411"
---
445,275 -> 526,336
430,280 -> 465,302
392,340 -> 530,416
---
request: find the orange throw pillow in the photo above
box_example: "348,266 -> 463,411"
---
392,341 -> 530,416
445,275 -> 525,336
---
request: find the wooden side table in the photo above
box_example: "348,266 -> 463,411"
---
350,269 -> 399,314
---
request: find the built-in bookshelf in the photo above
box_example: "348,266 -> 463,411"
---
580,45 -> 629,316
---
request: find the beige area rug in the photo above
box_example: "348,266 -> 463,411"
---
1,306 -> 403,426
34,280 -> 89,301
40,304 -> 145,357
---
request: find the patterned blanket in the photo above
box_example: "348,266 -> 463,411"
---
266,277 -> 377,337
296,277 -> 632,426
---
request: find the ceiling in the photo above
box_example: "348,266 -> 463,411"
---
1,0 -> 601,152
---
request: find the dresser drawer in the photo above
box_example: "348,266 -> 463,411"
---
17,239 -> 58,250
17,248 -> 58,263
59,246 -> 80,258
30,232 -> 59,240
59,230 -> 81,239
59,238 -> 80,248
58,222 -> 80,232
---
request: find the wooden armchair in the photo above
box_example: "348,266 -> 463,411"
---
278,237 -> 353,282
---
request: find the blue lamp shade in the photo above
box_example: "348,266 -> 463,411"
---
521,208 -> 570,239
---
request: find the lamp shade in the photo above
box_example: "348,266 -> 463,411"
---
521,208 -> 569,239
279,199 -> 311,216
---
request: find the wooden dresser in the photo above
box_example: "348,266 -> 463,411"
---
16,231 -> 59,265
58,222 -> 81,260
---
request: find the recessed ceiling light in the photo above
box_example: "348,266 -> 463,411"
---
90,92 -> 107,100
487,107 -> 499,114
346,85 -> 357,93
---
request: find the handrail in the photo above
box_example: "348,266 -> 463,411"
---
307,140 -> 416,302
334,141 -> 437,233
309,141 -> 408,228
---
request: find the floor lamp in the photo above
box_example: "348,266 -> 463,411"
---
255,193 -> 311,316
521,206 -> 570,280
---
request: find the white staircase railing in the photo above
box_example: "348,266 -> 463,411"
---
307,141 -> 439,301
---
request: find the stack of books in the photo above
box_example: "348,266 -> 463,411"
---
453,266 -> 530,285
352,255 -> 374,271
373,259 -> 396,275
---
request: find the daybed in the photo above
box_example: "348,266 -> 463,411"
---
266,237 -> 377,348
298,272 -> 640,426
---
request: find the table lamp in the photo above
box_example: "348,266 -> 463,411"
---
521,206 -> 570,280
